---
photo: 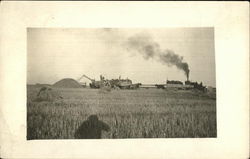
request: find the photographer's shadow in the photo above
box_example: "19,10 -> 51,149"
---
74,115 -> 110,139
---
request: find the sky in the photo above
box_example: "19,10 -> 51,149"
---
27,28 -> 216,87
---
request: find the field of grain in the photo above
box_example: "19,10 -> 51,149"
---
27,86 -> 216,139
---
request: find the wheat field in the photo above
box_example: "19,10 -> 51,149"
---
27,86 -> 216,139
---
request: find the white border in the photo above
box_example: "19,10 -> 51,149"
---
0,2 -> 249,159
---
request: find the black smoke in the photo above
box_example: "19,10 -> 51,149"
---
125,34 -> 190,79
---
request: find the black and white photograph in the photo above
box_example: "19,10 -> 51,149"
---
0,2 -> 249,159
27,28 -> 217,139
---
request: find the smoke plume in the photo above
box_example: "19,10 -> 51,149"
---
125,34 -> 190,79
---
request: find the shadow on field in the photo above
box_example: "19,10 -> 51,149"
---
74,115 -> 110,139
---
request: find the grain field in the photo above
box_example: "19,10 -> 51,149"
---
27,86 -> 216,139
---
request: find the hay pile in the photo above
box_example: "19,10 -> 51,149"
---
53,78 -> 82,88
35,87 -> 63,102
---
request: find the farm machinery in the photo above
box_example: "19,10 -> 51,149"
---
152,79 -> 206,91
109,77 -> 141,89
77,74 -> 141,89
185,80 -> 206,92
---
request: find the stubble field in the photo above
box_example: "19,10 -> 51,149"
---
27,86 -> 216,139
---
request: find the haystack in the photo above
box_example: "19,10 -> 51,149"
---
35,87 -> 63,102
53,78 -> 82,88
